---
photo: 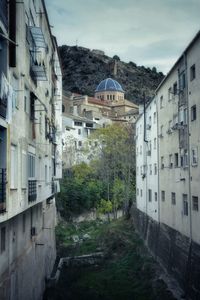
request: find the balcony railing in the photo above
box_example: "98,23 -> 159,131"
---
0,168 -> 6,213
0,0 -> 8,30
28,179 -> 37,202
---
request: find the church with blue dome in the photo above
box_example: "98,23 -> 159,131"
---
95,78 -> 125,103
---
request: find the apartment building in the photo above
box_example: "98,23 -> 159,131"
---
136,99 -> 159,222
135,31 -> 200,297
0,1 -> 62,300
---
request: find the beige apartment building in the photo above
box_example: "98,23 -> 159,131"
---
0,1 -> 62,299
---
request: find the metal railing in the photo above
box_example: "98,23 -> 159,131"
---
28,179 -> 37,202
0,168 -> 6,213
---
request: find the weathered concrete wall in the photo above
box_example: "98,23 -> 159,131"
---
131,206 -> 200,299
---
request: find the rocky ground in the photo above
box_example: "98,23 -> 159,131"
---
44,219 -> 178,300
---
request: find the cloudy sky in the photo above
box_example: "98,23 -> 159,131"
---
46,0 -> 200,74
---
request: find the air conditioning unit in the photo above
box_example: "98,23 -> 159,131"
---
31,227 -> 37,237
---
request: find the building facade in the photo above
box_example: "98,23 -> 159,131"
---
135,31 -> 200,297
0,1 -> 62,300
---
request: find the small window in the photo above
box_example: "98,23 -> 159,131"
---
191,105 -> 196,121
74,121 -> 82,126
160,96 -> 163,109
190,64 -> 196,81
161,191 -> 165,201
191,147 -> 198,166
183,194 -> 188,216
173,82 -> 177,95
22,213 -> 26,233
78,129 -> 81,135
192,196 -> 198,211
140,189 -> 142,197
154,163 -> 157,175
169,154 -> 173,168
137,188 -> 139,196
148,189 -> 152,202
149,164 -> 152,175
180,73 -> 186,90
171,192 -> 176,205
78,141 -> 82,147
168,87 -> 172,101
161,156 -> 164,169
153,112 -> 156,124
1,227 -> 6,253
174,153 -> 179,168
155,192 -> 157,202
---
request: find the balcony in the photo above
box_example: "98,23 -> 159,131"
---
0,168 -> 6,213
28,179 -> 37,202
0,0 -> 8,30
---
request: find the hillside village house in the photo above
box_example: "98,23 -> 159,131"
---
62,78 -> 139,167
135,31 -> 200,298
0,1 -> 62,299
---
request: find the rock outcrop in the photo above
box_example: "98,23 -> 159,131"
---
59,45 -> 164,104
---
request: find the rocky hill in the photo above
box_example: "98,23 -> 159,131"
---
59,45 -> 164,104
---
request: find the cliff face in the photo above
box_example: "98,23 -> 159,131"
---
59,45 -> 164,104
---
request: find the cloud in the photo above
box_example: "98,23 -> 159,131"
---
46,0 -> 200,73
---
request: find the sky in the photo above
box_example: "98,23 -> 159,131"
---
46,0 -> 200,74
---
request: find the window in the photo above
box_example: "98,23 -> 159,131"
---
183,194 -> 188,216
140,146 -> 142,155
78,141 -> 82,147
161,191 -> 165,202
107,95 -> 109,100
154,163 -> 157,175
149,164 -> 152,175
78,129 -> 81,135
140,189 -> 142,197
74,121 -> 82,126
148,189 -> 152,202
174,153 -> 179,167
86,123 -> 93,128
169,154 -> 173,168
24,87 -> 30,114
160,96 -> 163,109
11,145 -> 18,189
161,156 -> 164,169
168,87 -> 172,101
45,165 -> 47,183
191,105 -> 196,121
28,153 -> 35,178
137,188 -> 139,196
191,147 -> 198,166
159,125 -> 163,137
21,150 -> 27,189
1,227 -> 6,253
155,192 -> 157,202
153,112 -> 156,124
192,196 -> 198,211
171,192 -> 176,205
190,64 -> 196,81
180,72 -> 186,90
12,75 -> 19,110
173,82 -> 178,95
154,138 -> 156,149
148,116 -> 152,127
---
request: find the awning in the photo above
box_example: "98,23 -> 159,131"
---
29,26 -> 46,48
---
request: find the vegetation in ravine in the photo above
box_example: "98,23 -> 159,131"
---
47,219 -> 177,300
56,124 -> 136,220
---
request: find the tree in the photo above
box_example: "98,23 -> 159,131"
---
97,199 -> 113,222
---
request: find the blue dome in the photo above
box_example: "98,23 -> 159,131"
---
95,78 -> 124,93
